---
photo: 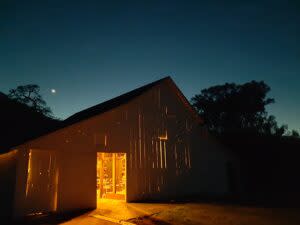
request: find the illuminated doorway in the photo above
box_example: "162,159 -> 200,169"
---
97,153 -> 126,201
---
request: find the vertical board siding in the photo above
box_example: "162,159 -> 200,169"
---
121,85 -> 196,200
15,81 -> 210,216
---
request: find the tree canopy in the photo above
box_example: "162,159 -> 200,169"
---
191,81 -> 287,136
8,84 -> 52,117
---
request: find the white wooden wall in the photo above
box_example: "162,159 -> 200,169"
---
14,80 -> 232,217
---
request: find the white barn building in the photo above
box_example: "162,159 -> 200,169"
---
5,77 -> 237,218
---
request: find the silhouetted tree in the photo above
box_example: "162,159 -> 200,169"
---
292,130 -> 300,137
191,81 -> 287,136
287,129 -> 300,138
8,84 -> 52,116
0,91 -> 60,153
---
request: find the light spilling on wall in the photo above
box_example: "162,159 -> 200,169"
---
26,150 -> 32,197
159,131 -> 168,140
25,149 -> 59,214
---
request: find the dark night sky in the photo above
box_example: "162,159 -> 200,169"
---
0,0 -> 299,131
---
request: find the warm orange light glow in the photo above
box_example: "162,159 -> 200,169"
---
25,150 -> 58,213
26,150 -> 32,197
53,168 -> 59,211
104,134 -> 107,146
159,141 -> 163,168
0,149 -> 17,161
159,130 -> 168,140
97,152 -> 126,202
164,141 -> 167,168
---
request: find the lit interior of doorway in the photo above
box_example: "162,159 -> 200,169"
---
97,153 -> 126,202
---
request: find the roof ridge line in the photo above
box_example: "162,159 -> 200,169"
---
64,76 -> 171,124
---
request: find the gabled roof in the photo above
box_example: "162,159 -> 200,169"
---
64,76 -> 171,125
11,76 -> 202,149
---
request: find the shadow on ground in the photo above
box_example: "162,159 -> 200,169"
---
128,215 -> 172,225
8,209 -> 92,225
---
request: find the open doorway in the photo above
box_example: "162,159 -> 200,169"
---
97,153 -> 126,202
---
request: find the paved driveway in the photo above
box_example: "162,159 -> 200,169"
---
59,211 -> 119,225
93,199 -> 300,225
19,200 -> 300,225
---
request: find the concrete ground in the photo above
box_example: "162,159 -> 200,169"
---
95,199 -> 172,221
10,209 -> 119,225
89,199 -> 300,225
58,199 -> 174,225
59,210 -> 119,225
18,199 -> 300,225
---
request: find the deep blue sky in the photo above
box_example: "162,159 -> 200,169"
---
1,0 -> 299,131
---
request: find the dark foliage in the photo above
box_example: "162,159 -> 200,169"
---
191,81 -> 287,136
191,81 -> 300,205
288,129 -> 300,138
0,91 -> 61,220
8,84 -> 52,117
0,92 -> 61,153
